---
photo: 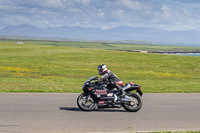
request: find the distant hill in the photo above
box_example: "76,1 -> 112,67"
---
0,24 -> 200,47
1,24 -> 45,37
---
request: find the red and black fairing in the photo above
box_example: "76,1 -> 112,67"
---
89,87 -> 115,106
116,81 -> 124,87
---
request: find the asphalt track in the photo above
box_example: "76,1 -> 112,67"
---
0,93 -> 200,133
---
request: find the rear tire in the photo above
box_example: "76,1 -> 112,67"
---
122,93 -> 142,112
77,93 -> 97,111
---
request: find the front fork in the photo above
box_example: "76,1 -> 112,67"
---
85,93 -> 96,104
86,94 -> 92,101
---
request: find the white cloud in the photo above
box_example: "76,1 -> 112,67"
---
98,12 -> 104,16
160,5 -> 173,20
120,0 -> 141,10
5,15 -> 30,25
76,0 -> 90,5
42,0 -> 64,8
1,0 -> 200,31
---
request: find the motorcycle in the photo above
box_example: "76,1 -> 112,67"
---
77,76 -> 143,112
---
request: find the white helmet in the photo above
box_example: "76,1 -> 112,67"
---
97,64 -> 108,75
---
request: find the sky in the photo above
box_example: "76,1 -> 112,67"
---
1,0 -> 200,31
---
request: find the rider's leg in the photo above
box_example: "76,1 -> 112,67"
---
111,81 -> 125,97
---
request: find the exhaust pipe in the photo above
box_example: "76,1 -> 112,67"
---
122,95 -> 133,102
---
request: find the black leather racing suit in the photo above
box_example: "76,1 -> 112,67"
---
98,70 -> 124,95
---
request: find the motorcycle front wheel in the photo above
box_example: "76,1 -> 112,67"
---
122,93 -> 142,112
77,93 -> 97,111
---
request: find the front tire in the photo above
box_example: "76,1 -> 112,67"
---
122,93 -> 142,112
77,93 -> 97,111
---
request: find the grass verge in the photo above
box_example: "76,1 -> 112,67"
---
0,41 -> 199,93
140,131 -> 200,133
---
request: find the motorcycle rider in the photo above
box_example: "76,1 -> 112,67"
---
97,64 -> 125,98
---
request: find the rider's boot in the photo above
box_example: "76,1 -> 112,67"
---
116,89 -> 126,102
120,89 -> 126,100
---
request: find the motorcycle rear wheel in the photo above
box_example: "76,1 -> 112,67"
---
77,93 -> 97,111
122,93 -> 142,112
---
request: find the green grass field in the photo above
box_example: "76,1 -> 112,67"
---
2,40 -> 200,52
0,41 -> 199,93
